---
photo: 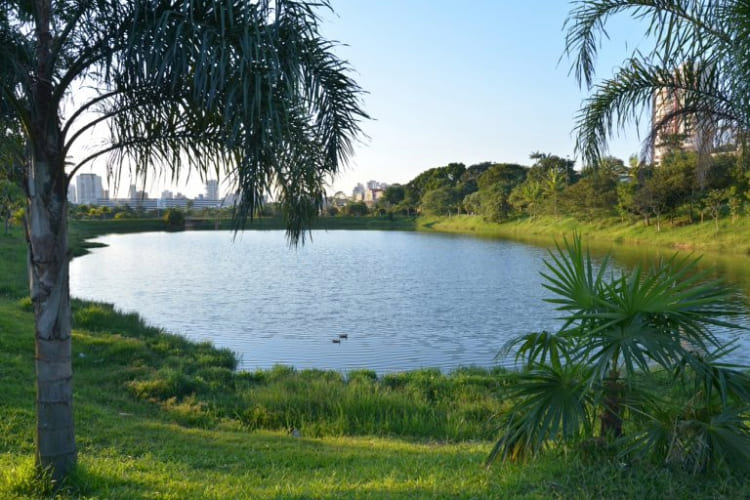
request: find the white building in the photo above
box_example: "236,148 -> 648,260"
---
206,179 -> 219,200
128,184 -> 146,200
651,87 -> 699,164
75,174 -> 104,205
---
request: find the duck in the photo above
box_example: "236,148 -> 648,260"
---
339,333 -> 349,339
332,339 -> 341,344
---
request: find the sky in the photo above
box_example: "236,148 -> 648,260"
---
72,1 -> 651,199
318,0 -> 650,196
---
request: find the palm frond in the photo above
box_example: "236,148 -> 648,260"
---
44,0 -> 368,245
564,0 -> 722,89
487,363 -> 595,464
500,330 -> 572,370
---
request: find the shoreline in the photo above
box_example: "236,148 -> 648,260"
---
70,212 -> 750,259
417,214 -> 750,257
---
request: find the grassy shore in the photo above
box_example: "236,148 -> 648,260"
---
2,223 -> 749,498
419,214 -> 750,256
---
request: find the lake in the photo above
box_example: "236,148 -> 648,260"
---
68,230 -> 750,373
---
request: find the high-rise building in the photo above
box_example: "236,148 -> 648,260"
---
650,64 -> 717,164
67,184 -> 76,204
206,179 -> 219,200
651,88 -> 700,164
75,174 -> 103,205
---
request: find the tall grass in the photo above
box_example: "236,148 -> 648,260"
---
229,366 -> 514,440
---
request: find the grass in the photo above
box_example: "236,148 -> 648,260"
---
2,223 -> 750,498
419,213 -> 750,256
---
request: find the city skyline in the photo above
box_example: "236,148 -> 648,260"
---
68,173 -> 226,205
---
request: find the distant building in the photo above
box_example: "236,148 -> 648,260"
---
352,183 -> 365,201
206,180 -> 219,200
364,188 -> 384,205
67,184 -> 76,204
98,196 -> 157,210
652,87 -> 700,164
191,199 -> 222,209
156,197 -> 188,209
75,174 -> 104,205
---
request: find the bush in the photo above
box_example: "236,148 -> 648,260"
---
490,235 -> 750,473
163,207 -> 185,229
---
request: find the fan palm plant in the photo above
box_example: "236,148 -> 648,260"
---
0,0 -> 367,481
490,236 -> 750,472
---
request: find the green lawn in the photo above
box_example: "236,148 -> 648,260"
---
1,225 -> 749,498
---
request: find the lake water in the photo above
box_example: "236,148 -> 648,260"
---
68,230 -> 750,374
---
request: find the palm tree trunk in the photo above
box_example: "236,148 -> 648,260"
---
28,0 -> 76,480
27,156 -> 76,482
600,370 -> 623,438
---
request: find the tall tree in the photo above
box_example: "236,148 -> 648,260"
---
0,0 -> 366,481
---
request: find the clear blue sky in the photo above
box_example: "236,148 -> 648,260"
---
320,0 -> 649,195
73,1 -> 650,199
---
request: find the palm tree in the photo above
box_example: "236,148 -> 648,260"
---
565,0 -> 750,170
489,236 -> 750,472
0,0 -> 367,481
543,168 -> 566,217
510,180 -> 542,219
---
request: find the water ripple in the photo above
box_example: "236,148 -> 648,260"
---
69,230 -> 749,374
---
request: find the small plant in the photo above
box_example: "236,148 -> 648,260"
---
489,235 -> 750,473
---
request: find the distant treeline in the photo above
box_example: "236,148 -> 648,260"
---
64,150 -> 750,234
341,151 -> 748,232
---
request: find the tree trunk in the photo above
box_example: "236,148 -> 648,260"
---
26,139 -> 76,481
28,0 -> 76,481
27,159 -> 76,482
600,370 -> 624,438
